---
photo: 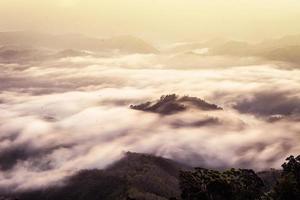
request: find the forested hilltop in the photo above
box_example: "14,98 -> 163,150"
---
1,153 -> 299,200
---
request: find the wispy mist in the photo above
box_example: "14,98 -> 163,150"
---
0,36 -> 300,192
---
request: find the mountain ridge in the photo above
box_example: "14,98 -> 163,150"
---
0,31 -> 158,54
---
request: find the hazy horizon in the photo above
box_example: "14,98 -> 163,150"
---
1,0 -> 300,42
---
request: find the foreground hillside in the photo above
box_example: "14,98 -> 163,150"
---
2,153 -> 190,200
2,153 -> 299,200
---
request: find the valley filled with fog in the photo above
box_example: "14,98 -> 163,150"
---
0,32 -> 300,191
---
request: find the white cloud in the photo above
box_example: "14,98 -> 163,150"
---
0,49 -> 300,191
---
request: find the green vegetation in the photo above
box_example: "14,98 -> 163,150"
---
2,154 -> 299,200
179,155 -> 300,200
270,156 -> 300,200
179,168 -> 265,200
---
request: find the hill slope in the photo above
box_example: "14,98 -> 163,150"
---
9,152 -> 190,200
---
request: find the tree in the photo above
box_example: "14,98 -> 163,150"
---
271,155 -> 300,200
179,168 -> 265,200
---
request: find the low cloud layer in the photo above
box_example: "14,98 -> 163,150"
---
234,91 -> 300,118
0,44 -> 300,192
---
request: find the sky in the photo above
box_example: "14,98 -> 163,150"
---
0,0 -> 300,42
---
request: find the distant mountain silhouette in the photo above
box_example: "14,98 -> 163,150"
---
259,34 -> 300,48
210,38 -> 300,64
166,35 -> 300,65
0,31 -> 158,54
53,49 -> 91,58
261,45 -> 300,63
0,45 -> 50,63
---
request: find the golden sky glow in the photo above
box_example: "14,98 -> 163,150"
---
1,0 -> 300,41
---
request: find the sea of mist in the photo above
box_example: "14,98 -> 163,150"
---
0,41 -> 300,191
